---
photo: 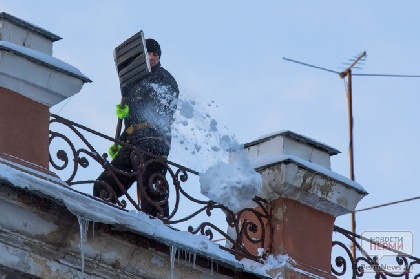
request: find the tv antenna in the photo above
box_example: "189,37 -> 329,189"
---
283,52 -> 420,259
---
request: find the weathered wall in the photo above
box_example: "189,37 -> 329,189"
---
0,87 -> 50,168
0,182 -> 251,279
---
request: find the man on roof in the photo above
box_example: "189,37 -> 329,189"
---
93,38 -> 179,218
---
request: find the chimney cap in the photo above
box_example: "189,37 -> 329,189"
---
0,41 -> 91,83
0,12 -> 62,42
244,130 -> 340,156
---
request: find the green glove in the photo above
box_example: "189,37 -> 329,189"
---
108,144 -> 122,159
116,104 -> 129,119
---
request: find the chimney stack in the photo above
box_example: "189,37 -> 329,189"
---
236,131 -> 368,278
0,12 -> 90,170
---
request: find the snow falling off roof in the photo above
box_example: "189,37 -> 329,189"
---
0,41 -> 91,82
199,148 -> 263,212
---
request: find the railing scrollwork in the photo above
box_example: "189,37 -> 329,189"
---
49,114 -> 271,262
332,225 -> 420,278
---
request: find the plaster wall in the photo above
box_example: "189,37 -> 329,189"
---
0,183 -> 235,279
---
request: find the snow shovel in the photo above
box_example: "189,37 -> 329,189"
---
114,30 -> 151,90
113,30 -> 151,205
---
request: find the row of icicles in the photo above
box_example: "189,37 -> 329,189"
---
77,216 -> 219,279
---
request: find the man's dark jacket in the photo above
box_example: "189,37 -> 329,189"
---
121,62 -> 179,148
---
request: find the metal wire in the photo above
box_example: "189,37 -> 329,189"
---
355,196 -> 420,213
282,57 -> 340,74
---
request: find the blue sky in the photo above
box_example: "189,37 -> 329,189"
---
2,0 -> 420,274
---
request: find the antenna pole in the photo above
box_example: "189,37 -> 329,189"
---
339,51 -> 366,260
347,69 -> 357,259
284,53 -> 420,258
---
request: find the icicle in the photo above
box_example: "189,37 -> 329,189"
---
92,222 -> 95,238
210,258 -> 213,275
183,249 -> 189,266
77,216 -> 89,279
257,247 -> 265,257
170,246 -> 177,279
193,252 -> 196,269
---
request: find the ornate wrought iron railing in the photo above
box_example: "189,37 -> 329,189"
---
49,114 -> 271,262
332,225 -> 420,278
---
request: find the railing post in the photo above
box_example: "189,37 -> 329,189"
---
234,131 -> 369,278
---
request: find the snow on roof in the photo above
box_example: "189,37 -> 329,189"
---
0,41 -> 91,82
0,157 -> 270,276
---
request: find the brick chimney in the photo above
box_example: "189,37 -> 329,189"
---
236,131 -> 368,278
0,12 -> 91,170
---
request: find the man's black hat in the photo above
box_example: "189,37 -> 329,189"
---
146,38 -> 161,57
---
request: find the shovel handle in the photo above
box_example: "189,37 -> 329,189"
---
113,98 -> 127,151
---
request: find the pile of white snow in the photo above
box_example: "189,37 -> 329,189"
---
199,147 -> 262,212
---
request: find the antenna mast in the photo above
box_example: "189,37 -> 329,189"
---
338,51 -> 367,259
283,52 -> 420,261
